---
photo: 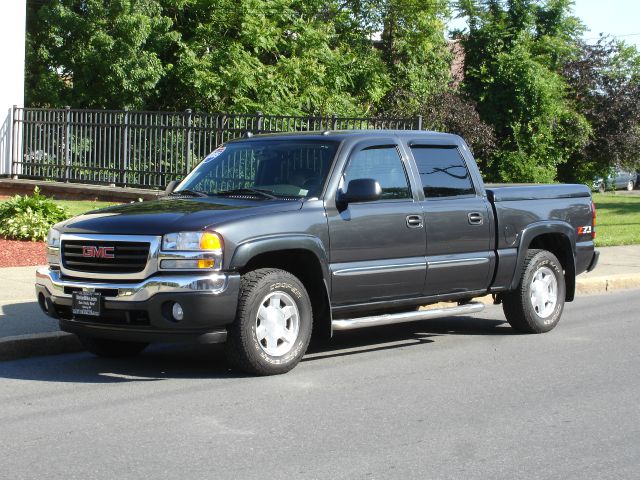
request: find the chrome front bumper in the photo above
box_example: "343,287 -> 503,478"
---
35,267 -> 241,343
36,267 -> 231,302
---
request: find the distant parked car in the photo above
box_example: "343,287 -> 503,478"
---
593,169 -> 636,192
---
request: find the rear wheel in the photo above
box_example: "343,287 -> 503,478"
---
503,249 -> 566,333
226,268 -> 313,375
627,180 -> 634,191
78,336 -> 148,358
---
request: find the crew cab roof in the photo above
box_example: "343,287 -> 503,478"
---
225,130 -> 464,144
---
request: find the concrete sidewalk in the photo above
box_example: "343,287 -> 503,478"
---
578,245 -> 640,293
0,266 -> 82,360
1,245 -> 639,360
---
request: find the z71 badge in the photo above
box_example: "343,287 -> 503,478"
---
577,225 -> 592,235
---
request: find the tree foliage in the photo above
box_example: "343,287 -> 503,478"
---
377,0 -> 453,111
154,0 -> 394,115
23,0 -> 640,184
460,0 -> 590,183
26,0 -> 451,116
26,0 -> 176,108
560,37 -> 640,182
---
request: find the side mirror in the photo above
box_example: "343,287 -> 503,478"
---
338,178 -> 382,205
164,179 -> 180,195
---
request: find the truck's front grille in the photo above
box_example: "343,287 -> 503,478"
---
61,240 -> 150,274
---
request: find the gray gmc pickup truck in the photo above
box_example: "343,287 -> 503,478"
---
36,131 -> 599,375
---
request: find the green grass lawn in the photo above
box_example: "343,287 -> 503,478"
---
53,200 -> 118,217
592,193 -> 640,247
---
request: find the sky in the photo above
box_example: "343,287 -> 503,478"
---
573,0 -> 640,48
448,0 -> 640,50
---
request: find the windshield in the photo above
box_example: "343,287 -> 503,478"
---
175,140 -> 339,199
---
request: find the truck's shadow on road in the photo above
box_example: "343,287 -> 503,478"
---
305,315 -> 510,361
0,315 -> 510,384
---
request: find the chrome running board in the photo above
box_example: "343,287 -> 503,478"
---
331,301 -> 485,331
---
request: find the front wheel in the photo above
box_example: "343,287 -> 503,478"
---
627,180 -> 634,191
502,249 -> 566,333
226,268 -> 313,375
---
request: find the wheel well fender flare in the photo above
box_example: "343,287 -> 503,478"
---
229,235 -> 330,280
510,221 -> 576,300
229,235 -> 333,336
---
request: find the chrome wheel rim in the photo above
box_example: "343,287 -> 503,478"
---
530,266 -> 558,319
255,291 -> 300,357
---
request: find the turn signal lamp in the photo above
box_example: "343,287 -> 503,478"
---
200,232 -> 223,251
197,259 -> 215,269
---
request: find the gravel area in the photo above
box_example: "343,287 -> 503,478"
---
0,239 -> 46,267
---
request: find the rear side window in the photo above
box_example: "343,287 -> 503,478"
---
411,146 -> 475,198
343,146 -> 411,200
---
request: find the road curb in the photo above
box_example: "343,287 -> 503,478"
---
2,273 -> 639,362
467,274 -> 640,305
0,331 -> 82,361
576,274 -> 640,295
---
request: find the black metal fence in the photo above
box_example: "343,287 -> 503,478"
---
11,107 -> 422,189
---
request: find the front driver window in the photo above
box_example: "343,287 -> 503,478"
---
343,146 -> 411,200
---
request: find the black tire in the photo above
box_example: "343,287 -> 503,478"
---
627,180 -> 634,191
502,249 -> 566,334
78,336 -> 148,358
226,268 -> 313,375
598,183 -> 605,193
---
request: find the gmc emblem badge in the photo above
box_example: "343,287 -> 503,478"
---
82,246 -> 115,259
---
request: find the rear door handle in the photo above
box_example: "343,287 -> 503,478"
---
406,215 -> 424,228
468,212 -> 483,225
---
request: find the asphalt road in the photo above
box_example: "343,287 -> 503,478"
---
0,291 -> 638,480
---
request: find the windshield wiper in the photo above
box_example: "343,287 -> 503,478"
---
170,189 -> 209,198
215,188 -> 277,199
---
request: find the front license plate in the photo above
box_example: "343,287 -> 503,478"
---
72,292 -> 102,317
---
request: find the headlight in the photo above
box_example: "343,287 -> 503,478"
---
46,228 -> 61,266
160,231 -> 223,270
162,231 -> 223,252
47,228 -> 61,248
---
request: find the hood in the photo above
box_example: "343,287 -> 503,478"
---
60,197 -> 303,235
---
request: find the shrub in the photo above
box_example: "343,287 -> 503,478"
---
0,187 -> 70,241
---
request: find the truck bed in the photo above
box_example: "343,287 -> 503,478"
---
485,184 -> 591,202
485,183 -> 595,280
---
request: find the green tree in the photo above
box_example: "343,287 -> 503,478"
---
560,38 -> 640,183
460,0 -> 590,183
25,0 -> 453,117
26,0 -> 177,109
153,0 -> 389,115
377,0 -> 453,112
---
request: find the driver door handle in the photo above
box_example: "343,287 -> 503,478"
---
406,215 -> 424,228
468,212 -> 483,225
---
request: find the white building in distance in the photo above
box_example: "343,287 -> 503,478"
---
0,1 -> 26,176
